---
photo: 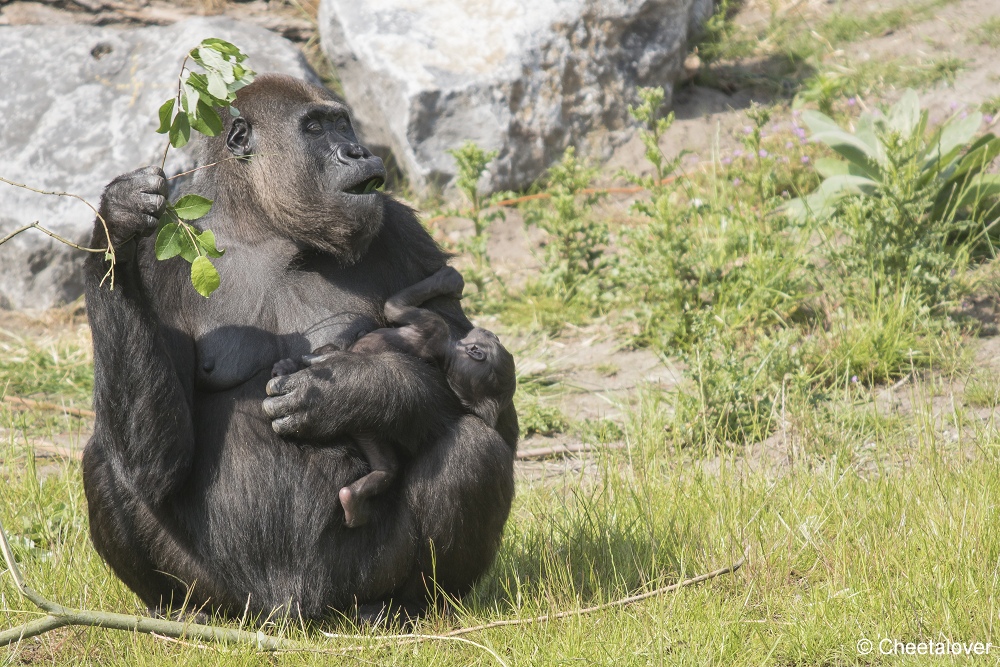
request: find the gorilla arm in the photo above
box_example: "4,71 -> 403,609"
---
262,350 -> 457,445
84,167 -> 198,508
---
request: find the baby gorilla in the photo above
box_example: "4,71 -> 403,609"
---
272,266 -> 516,528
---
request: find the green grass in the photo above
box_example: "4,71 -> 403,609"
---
5,339 -> 1000,664
972,16 -> 1000,47
694,0 -> 964,100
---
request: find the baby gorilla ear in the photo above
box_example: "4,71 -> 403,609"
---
466,344 -> 487,361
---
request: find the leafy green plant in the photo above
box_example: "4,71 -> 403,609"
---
446,142 -> 503,297
525,147 -> 607,306
787,90 -> 1000,306
154,39 -> 256,297
786,90 -> 1000,225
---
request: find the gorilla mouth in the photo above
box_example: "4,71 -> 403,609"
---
345,176 -> 385,195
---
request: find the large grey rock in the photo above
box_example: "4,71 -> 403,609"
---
0,17 -> 318,309
319,0 -> 712,194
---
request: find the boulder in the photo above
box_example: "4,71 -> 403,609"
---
319,0 -> 713,194
0,17 -> 318,309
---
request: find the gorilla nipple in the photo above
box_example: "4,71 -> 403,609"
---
202,358 -> 215,374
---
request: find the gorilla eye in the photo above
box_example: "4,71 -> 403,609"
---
467,345 -> 486,361
337,118 -> 350,133
305,119 -> 323,134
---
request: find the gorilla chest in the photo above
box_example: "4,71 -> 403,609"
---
191,283 -> 381,392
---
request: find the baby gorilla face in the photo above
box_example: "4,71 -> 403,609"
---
459,328 -> 501,362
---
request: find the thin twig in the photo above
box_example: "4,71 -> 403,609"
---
516,442 -> 627,460
1,506 -> 742,656
167,152 -> 277,180
0,176 -> 117,287
439,557 -> 745,637
2,395 -> 96,419
0,516 -> 310,650
0,221 -> 104,253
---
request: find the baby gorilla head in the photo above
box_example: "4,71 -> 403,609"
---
446,328 -> 517,428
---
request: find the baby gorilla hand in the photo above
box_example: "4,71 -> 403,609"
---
271,358 -> 301,378
432,265 -> 465,297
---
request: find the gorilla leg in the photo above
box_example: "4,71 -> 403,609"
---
340,434 -> 399,528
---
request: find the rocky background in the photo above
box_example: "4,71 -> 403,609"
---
0,0 -> 709,308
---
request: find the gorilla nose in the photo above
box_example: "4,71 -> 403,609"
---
335,143 -> 372,164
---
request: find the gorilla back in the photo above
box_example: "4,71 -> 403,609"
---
82,74 -> 517,618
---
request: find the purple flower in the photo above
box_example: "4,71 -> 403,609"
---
986,114 -> 995,124
732,178 -> 742,186
785,141 -> 794,149
743,125 -> 753,134
950,101 -> 960,110
792,110 -> 802,118
847,97 -> 857,106
794,127 -> 807,138
758,149 -> 769,158
781,190 -> 789,197
733,149 -> 744,157
722,157 -> 732,165
851,375 -> 858,384
801,155 -> 810,164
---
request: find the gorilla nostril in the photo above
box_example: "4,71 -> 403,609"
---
337,143 -> 368,163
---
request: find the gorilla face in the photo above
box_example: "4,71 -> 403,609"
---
216,75 -> 388,263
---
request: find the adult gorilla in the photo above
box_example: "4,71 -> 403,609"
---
82,74 -> 517,620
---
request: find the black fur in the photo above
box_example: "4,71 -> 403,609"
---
82,74 -> 517,620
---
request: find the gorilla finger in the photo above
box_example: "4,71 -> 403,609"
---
266,374 -> 295,396
271,414 -> 305,437
262,390 -> 305,419
139,192 -> 167,216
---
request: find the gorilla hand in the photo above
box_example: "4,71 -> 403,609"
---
98,166 -> 168,248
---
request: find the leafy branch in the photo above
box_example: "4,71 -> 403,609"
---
0,176 -> 118,289
153,39 -> 256,297
0,39 -> 255,298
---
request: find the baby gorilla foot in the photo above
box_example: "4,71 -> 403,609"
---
339,487 -> 371,528
271,358 -> 300,378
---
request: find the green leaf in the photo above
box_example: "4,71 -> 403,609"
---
888,89 -> 921,138
168,112 -> 190,148
949,173 -> 1000,212
810,131 -> 885,180
206,71 -> 229,102
784,174 -> 879,222
199,38 -> 246,62
156,99 -> 175,134
191,256 -> 221,298
195,229 -> 225,258
190,101 -> 223,137
814,158 -> 850,178
182,81 -> 200,118
154,222 -> 184,260
939,112 -> 984,156
197,46 -> 236,84
172,194 -> 213,220
801,110 -> 843,136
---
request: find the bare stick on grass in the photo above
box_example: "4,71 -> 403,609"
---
1,516 -> 743,653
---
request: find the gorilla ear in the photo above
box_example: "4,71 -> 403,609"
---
226,117 -> 252,158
